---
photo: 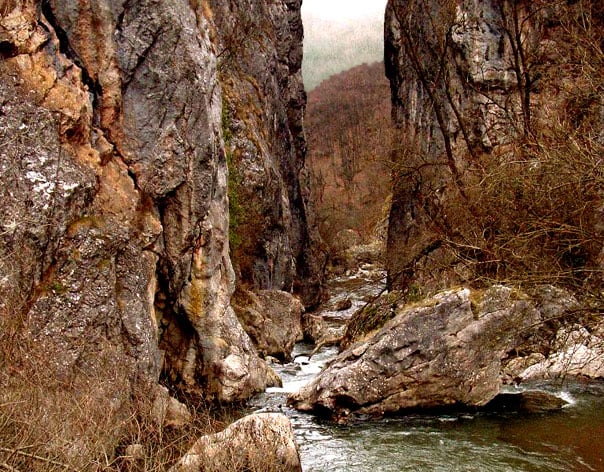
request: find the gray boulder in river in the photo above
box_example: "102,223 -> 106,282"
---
288,287 -> 543,419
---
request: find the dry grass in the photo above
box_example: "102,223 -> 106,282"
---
0,311 -> 284,472
0,365 -> 286,471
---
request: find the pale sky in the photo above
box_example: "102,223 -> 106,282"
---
302,0 -> 387,20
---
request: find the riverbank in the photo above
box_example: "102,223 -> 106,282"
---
249,268 -> 604,471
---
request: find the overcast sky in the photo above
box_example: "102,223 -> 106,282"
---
301,0 -> 388,89
302,0 -> 387,20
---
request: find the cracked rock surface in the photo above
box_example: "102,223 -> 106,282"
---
288,287 -> 542,418
0,0 -> 314,404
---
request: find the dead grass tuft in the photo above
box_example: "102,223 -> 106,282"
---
0,311 -> 285,471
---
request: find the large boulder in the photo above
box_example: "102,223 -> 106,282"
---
288,287 -> 541,419
302,312 -> 328,344
233,289 -> 304,362
169,413 -> 302,472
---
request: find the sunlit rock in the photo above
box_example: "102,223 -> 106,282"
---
170,413 -> 302,472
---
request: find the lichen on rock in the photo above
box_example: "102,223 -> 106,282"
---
0,0 -> 317,411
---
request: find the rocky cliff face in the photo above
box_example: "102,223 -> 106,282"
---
384,0 -> 603,296
0,0 -> 315,404
208,0 -> 326,309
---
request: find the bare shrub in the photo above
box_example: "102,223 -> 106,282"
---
0,318 -> 281,472
0,319 -> 126,470
443,128 -> 603,291
388,0 -> 604,302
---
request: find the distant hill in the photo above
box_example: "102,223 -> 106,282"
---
306,62 -> 392,252
302,13 -> 384,90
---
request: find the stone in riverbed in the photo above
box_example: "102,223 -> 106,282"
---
288,287 -> 541,419
232,289 -> 304,362
169,413 -> 302,472
333,298 -> 353,311
302,312 -> 328,343
484,391 -> 568,414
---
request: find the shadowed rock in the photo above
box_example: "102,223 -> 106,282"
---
484,391 -> 568,414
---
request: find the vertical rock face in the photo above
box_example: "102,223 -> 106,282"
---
384,0 -> 604,294
208,0 -> 326,309
0,0 -> 313,404
384,0 -> 518,293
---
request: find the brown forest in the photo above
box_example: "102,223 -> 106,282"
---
306,62 -> 392,254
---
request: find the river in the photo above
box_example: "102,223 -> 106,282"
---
249,268 -> 604,472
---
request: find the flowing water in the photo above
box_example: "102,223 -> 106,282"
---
250,268 -> 604,472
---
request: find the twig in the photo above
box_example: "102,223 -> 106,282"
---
0,447 -> 78,472
0,462 -> 21,472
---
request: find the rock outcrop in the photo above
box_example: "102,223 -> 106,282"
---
289,287 -> 542,419
384,0 -> 604,296
152,385 -> 192,429
232,289 -> 304,362
508,325 -> 604,381
170,413 -> 302,472
0,0 -> 316,408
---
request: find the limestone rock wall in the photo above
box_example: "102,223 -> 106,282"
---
208,0 -> 326,309
0,0 -> 313,403
384,0 -> 604,294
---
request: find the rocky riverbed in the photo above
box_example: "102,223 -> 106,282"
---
250,267 -> 604,471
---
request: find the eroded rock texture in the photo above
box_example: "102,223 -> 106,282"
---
170,413 -> 302,472
384,0 -> 604,294
288,287 -> 542,419
0,0 -> 314,404
209,0 -> 326,309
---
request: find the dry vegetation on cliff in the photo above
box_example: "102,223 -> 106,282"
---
387,0 -> 604,301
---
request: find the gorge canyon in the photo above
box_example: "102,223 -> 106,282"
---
0,0 -> 602,469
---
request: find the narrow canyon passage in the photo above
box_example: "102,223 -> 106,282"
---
0,0 -> 601,470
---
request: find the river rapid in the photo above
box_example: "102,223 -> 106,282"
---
249,268 -> 604,472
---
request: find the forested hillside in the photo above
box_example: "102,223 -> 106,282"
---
306,62 -> 391,258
